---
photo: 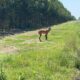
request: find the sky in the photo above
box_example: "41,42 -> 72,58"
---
59,0 -> 80,19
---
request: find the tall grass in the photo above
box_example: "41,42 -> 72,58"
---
0,21 -> 80,80
0,63 -> 7,80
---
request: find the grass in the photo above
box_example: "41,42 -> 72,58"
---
0,21 -> 80,80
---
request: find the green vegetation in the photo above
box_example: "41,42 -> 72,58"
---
0,21 -> 80,80
0,0 -> 75,30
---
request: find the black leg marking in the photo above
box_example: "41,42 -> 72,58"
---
45,34 -> 48,40
39,34 -> 42,42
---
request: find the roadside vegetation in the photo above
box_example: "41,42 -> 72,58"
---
0,21 -> 80,80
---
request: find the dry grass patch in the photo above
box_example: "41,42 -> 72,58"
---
0,45 -> 18,54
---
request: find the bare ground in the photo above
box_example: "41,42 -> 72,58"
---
0,45 -> 18,54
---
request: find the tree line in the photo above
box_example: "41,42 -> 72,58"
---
0,0 -> 75,31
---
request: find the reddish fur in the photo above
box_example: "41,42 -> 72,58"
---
38,27 -> 51,41
38,30 -> 49,35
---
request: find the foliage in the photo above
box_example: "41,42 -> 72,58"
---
0,63 -> 7,80
0,0 -> 75,30
0,21 -> 80,80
